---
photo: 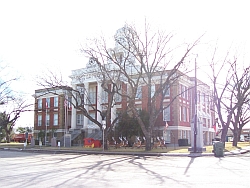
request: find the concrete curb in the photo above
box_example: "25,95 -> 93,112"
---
1,147 -> 250,157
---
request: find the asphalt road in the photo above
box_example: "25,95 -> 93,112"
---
0,150 -> 249,188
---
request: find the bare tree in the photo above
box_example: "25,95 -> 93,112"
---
230,63 -> 250,146
0,63 -> 30,142
83,23 -> 201,150
237,102 -> 250,140
0,78 -> 17,105
0,98 -> 32,143
0,62 -> 20,104
209,49 -> 250,146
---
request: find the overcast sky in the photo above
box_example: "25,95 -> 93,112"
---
0,0 -> 250,127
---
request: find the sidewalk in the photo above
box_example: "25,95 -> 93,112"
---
1,145 -> 250,157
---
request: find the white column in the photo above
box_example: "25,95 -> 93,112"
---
71,84 -> 77,130
83,82 -> 89,129
97,82 -> 102,123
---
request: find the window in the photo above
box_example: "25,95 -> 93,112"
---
88,113 -> 95,124
183,106 -> 187,122
53,132 -> 57,138
179,106 -> 182,121
181,85 -> 185,98
77,114 -> 83,125
89,91 -> 96,104
88,87 -> 96,104
136,86 -> 142,99
163,130 -> 171,143
164,84 -> 170,97
54,97 -> 58,107
151,84 -> 155,98
46,98 -> 50,108
68,97 -> 72,109
102,90 -> 108,103
46,114 -> 50,126
115,93 -> 122,103
76,94 -> 83,106
183,130 -> 187,138
180,85 -> 188,99
77,86 -> 85,105
115,112 -> 121,125
163,106 -> 170,121
38,99 -> 42,109
53,114 -> 58,126
38,115 -> 42,126
179,130 -> 182,139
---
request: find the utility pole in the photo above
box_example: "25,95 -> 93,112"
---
189,56 -> 206,154
45,100 -> 48,146
102,120 -> 106,152
64,94 -> 68,147
194,57 -> 197,153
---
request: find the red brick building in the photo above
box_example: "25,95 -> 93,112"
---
69,64 -> 216,146
33,87 -> 72,144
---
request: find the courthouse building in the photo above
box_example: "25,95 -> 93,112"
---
68,65 -> 216,145
33,27 -> 216,146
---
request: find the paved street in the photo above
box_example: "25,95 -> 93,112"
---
0,150 -> 249,188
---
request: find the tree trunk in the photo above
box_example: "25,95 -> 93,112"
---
6,134 -> 10,143
4,127 -> 11,143
232,131 -> 238,147
104,130 -> 108,150
220,121 -> 230,143
145,134 -> 151,151
237,127 -> 243,142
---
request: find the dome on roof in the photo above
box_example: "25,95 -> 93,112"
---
114,25 -> 137,48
